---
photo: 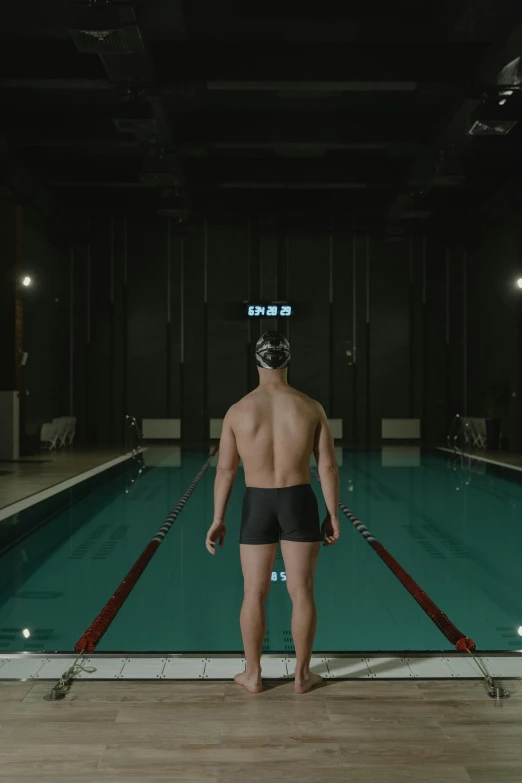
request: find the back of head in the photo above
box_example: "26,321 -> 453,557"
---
255,331 -> 291,370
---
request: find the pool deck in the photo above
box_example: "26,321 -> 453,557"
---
0,677 -> 521,781
437,448 -> 522,472
1,652 -> 521,681
0,450 -> 137,521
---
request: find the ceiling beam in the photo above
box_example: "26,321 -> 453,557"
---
202,182 -> 389,191
206,81 -> 418,92
47,181 -> 390,191
11,138 -> 428,163
0,78 -> 112,91
48,182 -> 151,188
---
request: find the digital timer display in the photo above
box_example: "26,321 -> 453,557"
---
246,304 -> 292,317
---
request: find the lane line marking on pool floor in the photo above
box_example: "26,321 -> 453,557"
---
1,654 -> 521,681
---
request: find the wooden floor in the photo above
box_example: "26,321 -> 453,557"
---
0,450 -> 126,511
0,679 -> 520,782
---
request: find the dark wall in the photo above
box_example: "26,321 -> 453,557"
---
467,212 -> 522,452
73,215 -> 469,446
0,188 -> 70,440
1,196 -> 516,451
0,187 -> 19,391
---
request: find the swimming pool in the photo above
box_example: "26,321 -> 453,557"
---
0,447 -> 521,655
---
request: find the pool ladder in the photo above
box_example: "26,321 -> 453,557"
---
125,415 -> 144,494
125,414 -> 143,455
447,414 -> 467,454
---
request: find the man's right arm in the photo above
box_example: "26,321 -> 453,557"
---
313,404 -> 340,545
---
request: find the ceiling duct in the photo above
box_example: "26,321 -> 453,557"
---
384,224 -> 406,242
114,118 -> 159,134
141,154 -> 183,186
389,192 -> 431,222
157,206 -> 190,219
69,1 -> 144,55
435,149 -> 466,186
497,57 -> 522,88
468,119 -> 517,135
468,90 -> 519,136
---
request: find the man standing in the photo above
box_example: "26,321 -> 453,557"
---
206,332 -> 340,693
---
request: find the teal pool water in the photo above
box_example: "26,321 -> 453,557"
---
0,448 -> 521,653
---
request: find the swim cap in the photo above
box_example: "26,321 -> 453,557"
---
255,331 -> 291,369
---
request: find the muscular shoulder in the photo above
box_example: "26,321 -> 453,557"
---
229,390 -> 258,411
290,389 -> 324,415
310,397 -> 327,417
224,394 -> 255,423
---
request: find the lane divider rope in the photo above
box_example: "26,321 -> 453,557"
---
310,468 -> 476,652
74,447 -> 218,653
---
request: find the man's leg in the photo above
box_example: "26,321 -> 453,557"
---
235,542 -> 278,693
280,540 -> 321,693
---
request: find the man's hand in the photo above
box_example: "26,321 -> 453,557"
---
321,516 -> 340,547
206,521 -> 227,555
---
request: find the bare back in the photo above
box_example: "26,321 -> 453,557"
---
230,386 -> 320,487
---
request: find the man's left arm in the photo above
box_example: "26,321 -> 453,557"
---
206,408 -> 240,554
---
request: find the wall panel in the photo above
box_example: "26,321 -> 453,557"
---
89,215 -> 112,444
207,219 -> 249,416
167,220 -> 182,419
332,234 -> 355,440
423,239 -> 448,443
110,216 -> 126,444
126,217 -> 168,421
22,215 -> 69,437
369,236 -> 410,442
467,216 -> 521,451
448,246 -> 466,421
67,215 -> 476,448
410,235 -> 424,419
288,232 -> 330,406
354,234 -> 369,444
182,227 -> 206,443
72,242 -> 89,444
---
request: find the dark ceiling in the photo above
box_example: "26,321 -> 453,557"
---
1,0 -> 522,233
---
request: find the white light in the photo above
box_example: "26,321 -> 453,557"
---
22,629 -> 30,639
22,276 -> 31,287
517,278 -> 522,289
518,626 -> 522,637
499,98 -> 507,106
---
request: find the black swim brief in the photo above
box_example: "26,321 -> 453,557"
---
240,484 -> 322,545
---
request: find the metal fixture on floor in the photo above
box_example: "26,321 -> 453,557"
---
466,649 -> 510,699
311,469 -> 510,700
43,649 -> 96,701
490,682 -> 510,699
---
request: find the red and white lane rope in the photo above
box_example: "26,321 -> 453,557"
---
311,468 -> 476,652
75,447 -> 218,653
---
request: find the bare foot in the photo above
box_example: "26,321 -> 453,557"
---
294,672 -> 323,694
234,671 -> 263,693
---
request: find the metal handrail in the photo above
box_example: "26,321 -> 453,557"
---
447,414 -> 487,454
124,415 -> 144,495
447,414 -> 464,453
125,414 -> 143,455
